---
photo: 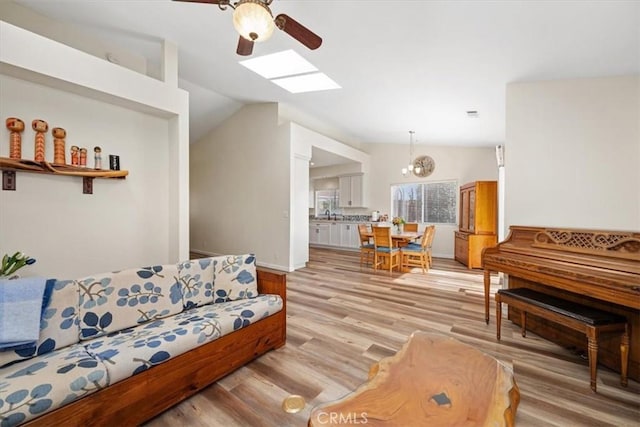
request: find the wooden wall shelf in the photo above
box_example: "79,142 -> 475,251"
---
0,157 -> 128,194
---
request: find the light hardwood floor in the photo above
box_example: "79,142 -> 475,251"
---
146,248 -> 640,427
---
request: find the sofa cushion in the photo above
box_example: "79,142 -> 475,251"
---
187,293 -> 282,337
77,264 -> 182,341
83,294 -> 283,385
0,343 -> 107,426
0,279 -> 80,369
212,254 -> 258,302
175,258 -> 215,310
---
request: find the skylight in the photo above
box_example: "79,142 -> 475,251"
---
271,73 -> 341,94
239,49 -> 341,94
239,50 -> 317,79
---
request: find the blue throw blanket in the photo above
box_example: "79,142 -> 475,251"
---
0,277 -> 54,351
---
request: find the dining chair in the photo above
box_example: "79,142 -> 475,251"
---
401,225 -> 435,273
372,226 -> 400,274
425,225 -> 436,267
401,223 -> 419,246
358,223 -> 374,267
403,222 -> 418,233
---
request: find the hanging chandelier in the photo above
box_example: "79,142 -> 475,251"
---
401,131 -> 421,176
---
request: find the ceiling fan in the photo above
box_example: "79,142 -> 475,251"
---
172,0 -> 322,56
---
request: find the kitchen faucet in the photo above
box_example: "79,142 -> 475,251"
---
324,209 -> 330,219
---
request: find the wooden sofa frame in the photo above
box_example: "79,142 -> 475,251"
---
25,268 -> 287,426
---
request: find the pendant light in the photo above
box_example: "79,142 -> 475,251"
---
402,131 -> 415,177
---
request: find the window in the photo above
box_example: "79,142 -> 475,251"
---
315,189 -> 341,217
391,180 -> 457,224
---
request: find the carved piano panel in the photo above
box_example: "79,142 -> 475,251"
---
532,228 -> 640,261
483,226 -> 640,381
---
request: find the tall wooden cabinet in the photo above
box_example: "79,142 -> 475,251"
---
455,181 -> 497,268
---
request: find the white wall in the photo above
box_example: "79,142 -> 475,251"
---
0,76 -> 169,276
190,103 -> 291,270
505,75 -> 640,231
191,112 -> 372,271
363,143 -> 498,258
0,21 -> 190,278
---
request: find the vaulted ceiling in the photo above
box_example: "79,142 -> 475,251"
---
12,0 -> 640,147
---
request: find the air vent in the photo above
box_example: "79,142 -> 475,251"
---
466,110 -> 479,118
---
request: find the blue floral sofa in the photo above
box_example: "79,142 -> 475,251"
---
0,254 -> 286,427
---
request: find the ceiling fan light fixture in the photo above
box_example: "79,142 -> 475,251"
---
233,0 -> 275,42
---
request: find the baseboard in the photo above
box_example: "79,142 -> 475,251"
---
291,262 -> 307,271
433,252 -> 453,259
257,261 -> 291,272
189,248 -> 221,257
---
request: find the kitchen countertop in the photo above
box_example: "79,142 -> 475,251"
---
310,219 -> 388,224
310,219 -> 366,223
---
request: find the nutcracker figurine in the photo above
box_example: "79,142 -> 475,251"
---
52,127 -> 66,164
5,117 -> 24,159
32,119 -> 48,162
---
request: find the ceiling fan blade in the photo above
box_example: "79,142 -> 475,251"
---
172,0 -> 225,4
274,14 -> 322,50
237,36 -> 254,56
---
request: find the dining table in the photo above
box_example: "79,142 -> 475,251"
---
363,229 -> 422,247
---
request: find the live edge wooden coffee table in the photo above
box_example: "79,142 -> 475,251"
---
308,332 -> 520,427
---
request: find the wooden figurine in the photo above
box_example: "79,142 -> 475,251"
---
52,127 -> 66,165
94,146 -> 102,169
6,117 -> 25,159
32,119 -> 48,162
79,147 -> 87,167
70,145 -> 80,166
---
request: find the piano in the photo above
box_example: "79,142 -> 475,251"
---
483,226 -> 640,380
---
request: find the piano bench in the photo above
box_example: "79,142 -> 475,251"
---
495,288 -> 630,392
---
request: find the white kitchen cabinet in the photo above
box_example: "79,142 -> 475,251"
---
329,222 -> 341,246
340,223 -> 360,248
309,223 -> 329,245
338,174 -> 365,208
309,222 -> 366,249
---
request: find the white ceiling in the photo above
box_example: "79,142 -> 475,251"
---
12,0 -> 640,147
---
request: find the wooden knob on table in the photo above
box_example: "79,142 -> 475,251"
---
6,117 -> 25,159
